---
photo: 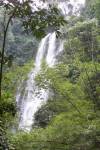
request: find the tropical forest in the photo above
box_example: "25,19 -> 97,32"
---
0,0 -> 100,149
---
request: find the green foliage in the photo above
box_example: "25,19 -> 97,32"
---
9,100 -> 100,150
78,62 -> 100,108
0,61 -> 33,149
0,11 -> 38,65
94,0 -> 100,24
9,61 -> 100,149
23,7 -> 67,39
84,0 -> 100,24
0,1 -> 100,150
0,0 -> 66,39
64,19 -> 99,62
0,61 -> 33,133
2,61 -> 33,99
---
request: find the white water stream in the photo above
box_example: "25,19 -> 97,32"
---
16,32 -> 63,131
16,0 -> 85,131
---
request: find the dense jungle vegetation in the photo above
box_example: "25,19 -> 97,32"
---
0,0 -> 100,149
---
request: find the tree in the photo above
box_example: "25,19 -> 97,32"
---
85,0 -> 100,23
0,0 -> 66,101
0,1 -> 66,149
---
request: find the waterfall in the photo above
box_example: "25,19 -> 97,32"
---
16,0 -> 85,132
16,32 -> 63,131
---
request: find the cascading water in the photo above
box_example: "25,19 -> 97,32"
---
16,32 -> 63,131
16,0 -> 85,132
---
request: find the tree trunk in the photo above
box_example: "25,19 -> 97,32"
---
0,15 -> 13,101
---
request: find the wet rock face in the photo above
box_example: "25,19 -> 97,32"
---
34,105 -> 54,128
46,0 -> 85,15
